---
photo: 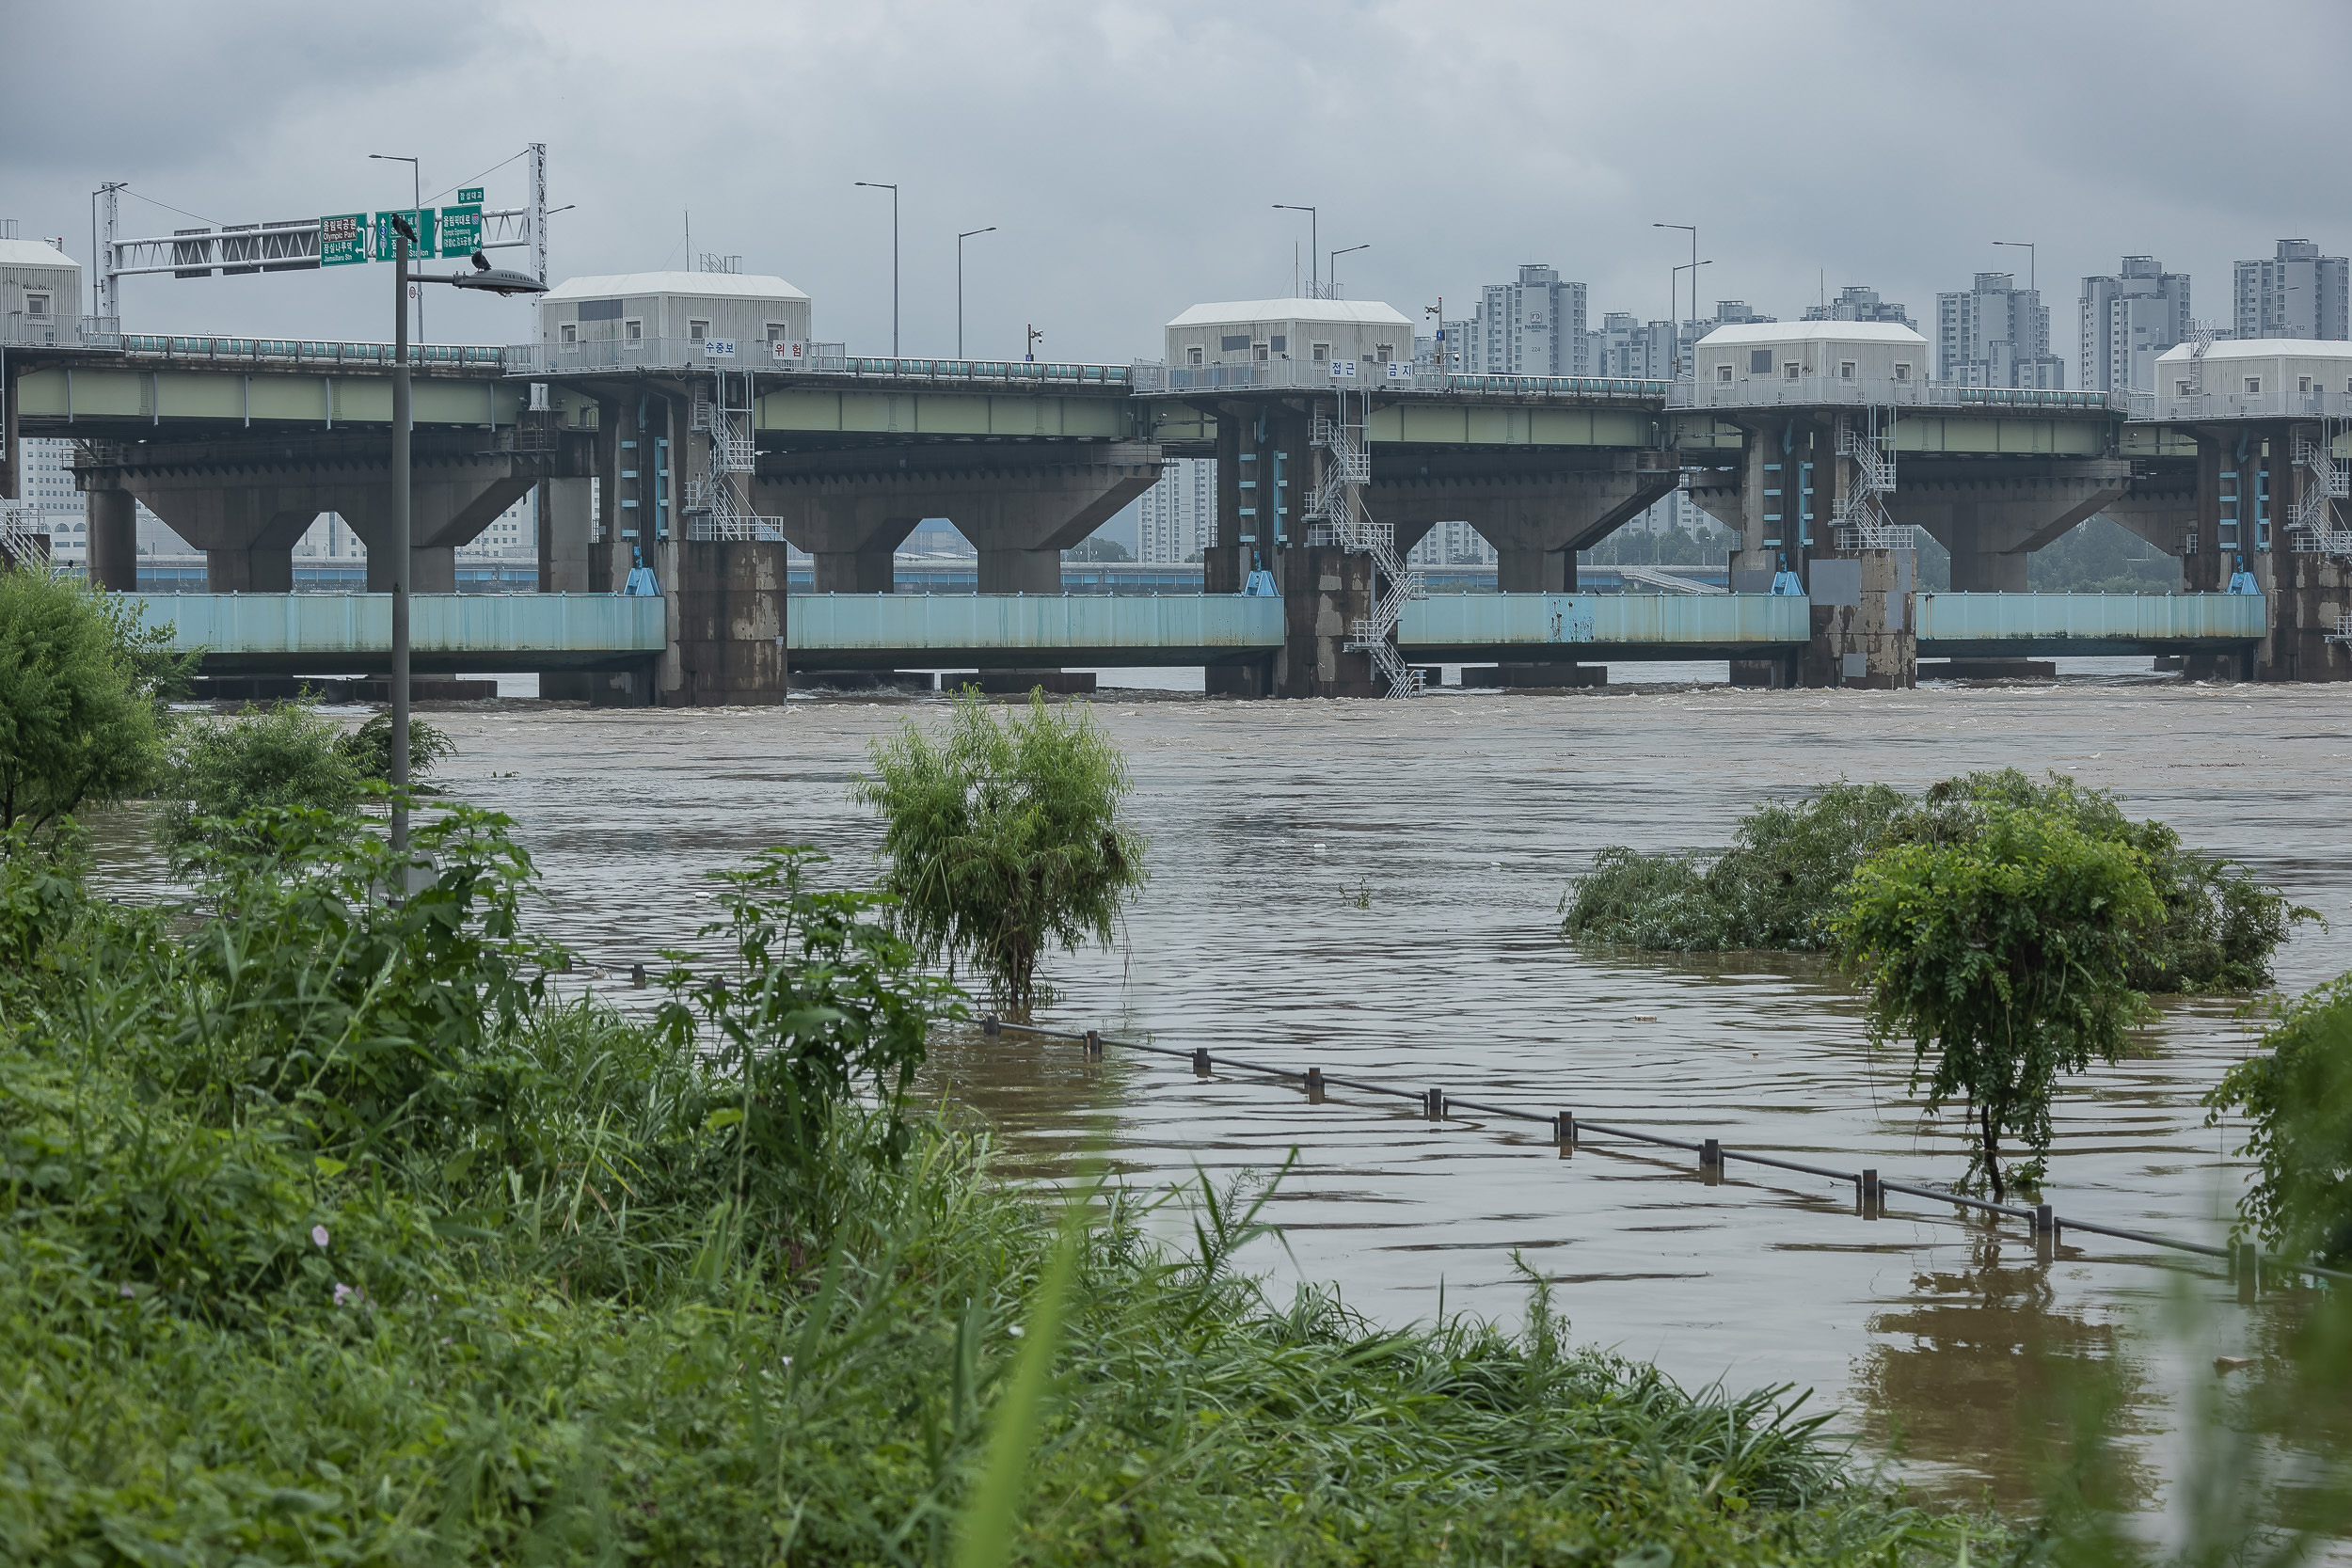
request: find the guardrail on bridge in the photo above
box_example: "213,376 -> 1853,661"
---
129,593 -> 667,673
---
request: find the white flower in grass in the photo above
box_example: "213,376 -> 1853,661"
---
311,1225 -> 331,1249
334,1283 -> 363,1307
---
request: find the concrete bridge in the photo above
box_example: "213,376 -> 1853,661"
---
6,323 -> 2344,701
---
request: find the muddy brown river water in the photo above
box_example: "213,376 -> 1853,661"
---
101,672 -> 2352,1530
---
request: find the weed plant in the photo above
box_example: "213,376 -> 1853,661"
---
1562,769 -> 2310,993
0,809 -> 1993,1564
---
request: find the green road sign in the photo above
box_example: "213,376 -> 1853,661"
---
372,208 -> 437,261
438,204 -> 483,258
456,186 -> 485,205
320,214 -> 367,267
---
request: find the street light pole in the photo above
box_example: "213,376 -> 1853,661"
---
390,224 -> 413,857
957,226 -> 995,358
1994,239 -> 2036,293
1274,204 -> 1317,295
1655,223 -> 1697,378
856,182 -> 899,355
1328,243 -> 1370,296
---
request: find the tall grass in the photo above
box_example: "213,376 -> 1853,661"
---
0,810 -> 1991,1564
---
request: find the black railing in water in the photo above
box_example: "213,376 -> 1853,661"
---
978,1017 -> 2349,1291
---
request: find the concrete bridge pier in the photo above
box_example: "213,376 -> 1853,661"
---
1893,459 -> 2132,593
85,483 -> 139,591
2170,423 -> 2352,683
1692,416 -> 1915,689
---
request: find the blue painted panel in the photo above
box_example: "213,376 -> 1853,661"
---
1915,593 -> 2265,644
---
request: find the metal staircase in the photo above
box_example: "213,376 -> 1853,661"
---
1832,409 -> 1915,550
1307,388 -> 1423,696
2289,420 -> 2352,555
686,369 -> 786,541
0,502 -> 51,569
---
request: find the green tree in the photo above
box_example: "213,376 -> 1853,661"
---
1063,534 -> 1132,562
2204,976 -> 2352,1266
854,691 -> 1146,1014
0,565 -> 182,833
1831,805 -> 2162,1201
158,698 -> 453,865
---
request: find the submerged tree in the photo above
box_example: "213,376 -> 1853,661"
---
854,690 -> 1146,1014
0,564 -> 183,835
1831,805 -> 2161,1202
1564,769 -> 2310,993
159,696 -> 453,865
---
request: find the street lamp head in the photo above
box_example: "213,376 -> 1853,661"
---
450,266 -> 548,295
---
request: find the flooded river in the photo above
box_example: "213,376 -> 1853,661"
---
109,671 -> 2352,1524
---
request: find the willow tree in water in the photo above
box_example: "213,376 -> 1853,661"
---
1831,805 -> 2160,1202
854,691 -> 1146,1014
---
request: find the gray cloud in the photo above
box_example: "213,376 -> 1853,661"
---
6,0 -> 2344,366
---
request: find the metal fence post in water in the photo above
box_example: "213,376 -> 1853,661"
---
1192,1048 -> 1212,1078
1305,1067 -> 1326,1103
1860,1168 -> 1880,1220
1084,1029 -> 1103,1059
1701,1137 -> 1723,1185
1555,1111 -> 1576,1149
982,1015 -> 1002,1037
631,962 -> 647,989
1425,1087 -> 1447,1120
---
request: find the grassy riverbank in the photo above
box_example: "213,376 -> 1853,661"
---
0,810 -> 1989,1565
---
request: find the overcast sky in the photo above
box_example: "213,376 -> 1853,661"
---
8,0 -> 2346,372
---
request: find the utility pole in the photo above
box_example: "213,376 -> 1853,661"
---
389,219 -> 413,858
1025,323 -> 1042,363
373,153 -> 423,341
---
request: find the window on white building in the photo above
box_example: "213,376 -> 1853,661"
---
24,293 -> 51,318
1312,342 -> 1329,362
2244,377 -> 2262,393
1374,344 -> 1392,362
1716,363 -> 1732,383
1784,361 -> 1801,381
1894,363 -> 1912,382
766,323 -> 788,342
1838,361 -> 1856,380
561,324 -> 578,343
689,319 -> 709,341
625,319 -> 644,341
2298,375 -> 2312,392
1187,345 -> 1202,366
1254,342 -> 1268,361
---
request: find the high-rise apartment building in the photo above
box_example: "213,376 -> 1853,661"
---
1135,457 -> 1216,563
1461,264 -> 1588,375
1937,273 -> 2065,388
1801,284 -> 1915,329
2078,256 -> 2191,393
1585,312 -> 1677,378
1406,520 -> 1498,568
2234,239 -> 2348,341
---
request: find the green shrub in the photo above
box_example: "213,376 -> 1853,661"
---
2204,976 -> 2352,1266
854,691 -> 1147,1014
158,699 -> 453,865
1564,769 -> 2311,993
1832,806 -> 2162,1200
0,564 -> 184,833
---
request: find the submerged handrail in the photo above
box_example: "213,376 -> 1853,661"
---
976,1017 -> 2350,1288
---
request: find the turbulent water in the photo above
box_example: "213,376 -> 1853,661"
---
98,667 -> 2352,1525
